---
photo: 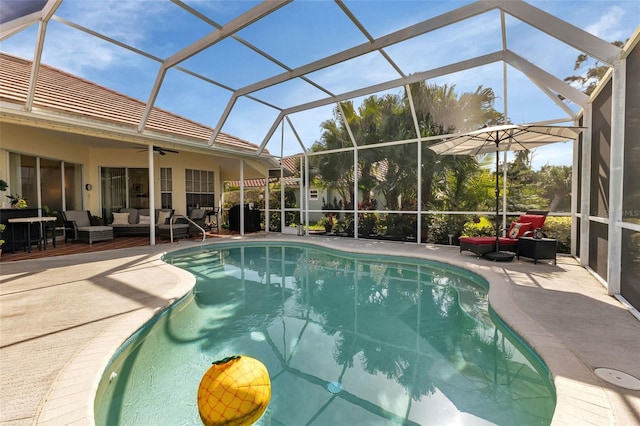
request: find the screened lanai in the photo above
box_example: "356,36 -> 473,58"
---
0,1 -> 638,312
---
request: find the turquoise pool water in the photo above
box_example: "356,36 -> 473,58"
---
95,242 -> 555,425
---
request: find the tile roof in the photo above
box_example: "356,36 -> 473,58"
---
227,156 -> 300,188
0,52 -> 260,153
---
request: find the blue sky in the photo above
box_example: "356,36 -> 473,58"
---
1,0 -> 638,169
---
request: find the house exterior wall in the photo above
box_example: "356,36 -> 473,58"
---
0,122 -> 226,218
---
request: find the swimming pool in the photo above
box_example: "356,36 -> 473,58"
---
95,242 -> 555,425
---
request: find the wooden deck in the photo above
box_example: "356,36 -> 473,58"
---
0,229 -> 236,263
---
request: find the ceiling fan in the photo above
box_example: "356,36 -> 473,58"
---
136,146 -> 179,156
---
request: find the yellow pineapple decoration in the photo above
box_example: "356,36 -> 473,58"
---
197,355 -> 271,426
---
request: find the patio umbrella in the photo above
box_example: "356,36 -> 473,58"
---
428,123 -> 584,261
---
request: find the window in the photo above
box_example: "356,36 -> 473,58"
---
185,169 -> 214,212
7,153 -> 82,215
8,152 -> 37,207
160,167 -> 172,208
309,188 -> 319,200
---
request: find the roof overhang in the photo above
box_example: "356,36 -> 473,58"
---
0,101 -> 282,182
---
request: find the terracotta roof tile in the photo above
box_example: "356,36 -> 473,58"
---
0,53 -> 260,153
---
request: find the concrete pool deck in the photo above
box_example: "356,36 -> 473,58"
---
0,234 -> 638,425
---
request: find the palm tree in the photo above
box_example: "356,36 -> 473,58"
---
311,82 -> 502,229
537,165 -> 572,211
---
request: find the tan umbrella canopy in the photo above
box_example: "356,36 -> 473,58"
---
429,123 -> 585,261
429,124 -> 584,156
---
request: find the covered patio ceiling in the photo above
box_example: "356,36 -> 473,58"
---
0,0 -> 636,162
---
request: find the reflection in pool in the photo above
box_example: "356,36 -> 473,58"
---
95,242 -> 555,425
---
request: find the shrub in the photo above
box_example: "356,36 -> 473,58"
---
358,213 -> 378,236
543,216 -> 571,253
385,214 -> 416,240
462,216 -> 495,237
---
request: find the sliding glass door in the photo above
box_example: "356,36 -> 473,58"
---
100,167 -> 149,221
7,152 -> 83,217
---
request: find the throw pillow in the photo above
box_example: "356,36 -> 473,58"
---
507,221 -> 531,238
112,212 -> 130,225
507,221 -> 519,238
138,215 -> 151,225
157,210 -> 172,225
516,222 -> 532,237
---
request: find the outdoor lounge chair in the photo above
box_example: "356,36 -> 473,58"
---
62,210 -> 114,244
459,213 -> 548,258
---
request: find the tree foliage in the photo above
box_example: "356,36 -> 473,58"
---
563,40 -> 624,95
298,81 -> 576,241
309,83 -> 502,218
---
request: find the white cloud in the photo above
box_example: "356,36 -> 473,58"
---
62,0 -> 169,45
585,6 -> 625,41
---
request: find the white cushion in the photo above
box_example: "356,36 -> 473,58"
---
112,212 -> 130,225
138,215 -> 151,225
157,210 -> 171,225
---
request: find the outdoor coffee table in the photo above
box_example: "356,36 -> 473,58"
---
517,237 -> 557,265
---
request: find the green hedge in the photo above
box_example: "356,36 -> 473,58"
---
462,216 -> 495,237
543,216 -> 571,253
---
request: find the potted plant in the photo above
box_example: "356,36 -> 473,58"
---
7,194 -> 28,209
318,215 -> 333,234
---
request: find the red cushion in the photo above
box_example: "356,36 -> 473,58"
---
518,214 -> 546,230
460,236 -> 519,245
461,237 -> 495,245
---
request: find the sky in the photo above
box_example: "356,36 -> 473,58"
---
0,0 -> 638,169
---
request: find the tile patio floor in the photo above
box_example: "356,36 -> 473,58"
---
0,234 -> 638,425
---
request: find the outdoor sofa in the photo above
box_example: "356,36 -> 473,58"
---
110,207 -> 207,240
110,208 -> 174,237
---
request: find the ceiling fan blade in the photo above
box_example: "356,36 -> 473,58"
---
133,146 -> 178,154
153,146 -> 178,154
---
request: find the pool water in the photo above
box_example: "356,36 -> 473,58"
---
95,242 -> 555,425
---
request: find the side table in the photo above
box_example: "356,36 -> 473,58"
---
7,216 -> 57,253
517,237 -> 557,265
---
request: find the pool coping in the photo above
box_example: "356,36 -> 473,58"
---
29,234 -> 639,425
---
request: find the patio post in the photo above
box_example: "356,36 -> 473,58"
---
579,106 -> 593,266
148,145 -> 155,246
265,173 -> 270,234
240,159 -> 244,236
607,60 -> 626,295
405,83 -> 421,244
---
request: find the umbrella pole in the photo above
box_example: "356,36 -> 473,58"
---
484,138 -> 514,262
494,146 -> 500,252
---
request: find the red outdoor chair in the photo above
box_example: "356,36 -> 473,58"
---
459,213 -> 548,258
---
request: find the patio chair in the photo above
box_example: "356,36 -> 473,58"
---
459,213 -> 548,258
62,210 -> 114,244
187,208 -> 207,237
157,208 -> 207,240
